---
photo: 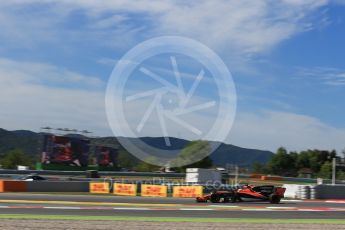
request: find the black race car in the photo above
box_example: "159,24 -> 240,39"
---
196,185 -> 286,204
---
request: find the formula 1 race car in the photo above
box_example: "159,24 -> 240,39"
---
196,185 -> 286,204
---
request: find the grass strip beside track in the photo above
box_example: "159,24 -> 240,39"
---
0,214 -> 344,224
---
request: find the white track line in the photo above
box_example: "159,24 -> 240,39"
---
113,207 -> 150,210
43,206 -> 81,210
179,208 -> 213,211
241,209 -> 272,211
281,200 -> 303,202
330,208 -> 345,211
326,201 -> 345,203
297,209 -> 321,211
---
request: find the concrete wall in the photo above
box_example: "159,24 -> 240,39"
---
2,179 -> 345,199
283,184 -> 345,199
315,185 -> 345,199
186,168 -> 221,184
26,181 -> 90,192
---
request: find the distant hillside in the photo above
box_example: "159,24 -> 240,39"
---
0,128 -> 273,167
210,143 -> 273,167
115,136 -> 273,167
0,128 -> 40,155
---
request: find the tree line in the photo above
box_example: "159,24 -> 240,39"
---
0,141 -> 213,172
117,140 -> 213,172
252,147 -> 345,180
1,144 -> 344,181
0,149 -> 35,169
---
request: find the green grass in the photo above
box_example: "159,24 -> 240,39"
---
0,214 -> 344,224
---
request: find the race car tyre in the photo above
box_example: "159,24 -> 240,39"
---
210,194 -> 221,203
269,194 -> 281,204
230,193 -> 238,203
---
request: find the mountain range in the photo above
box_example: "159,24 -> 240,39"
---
0,128 -> 273,167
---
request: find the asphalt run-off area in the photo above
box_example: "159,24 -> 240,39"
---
0,193 -> 344,220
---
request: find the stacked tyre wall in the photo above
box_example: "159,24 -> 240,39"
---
284,184 -> 345,199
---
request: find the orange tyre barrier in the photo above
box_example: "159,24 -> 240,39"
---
261,176 -> 282,181
250,174 -> 263,179
0,180 -> 27,192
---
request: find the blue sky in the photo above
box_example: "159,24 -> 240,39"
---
1,0 -> 345,153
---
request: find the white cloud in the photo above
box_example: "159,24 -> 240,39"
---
229,110 -> 345,153
57,0 -> 328,52
97,58 -> 118,66
296,66 -> 345,86
0,58 -> 220,140
0,58 -> 104,89
1,58 -> 345,153
1,1 -> 344,154
0,0 -> 329,54
156,0 -> 328,53
0,0 -> 331,82
0,58 -> 109,133
88,15 -> 129,29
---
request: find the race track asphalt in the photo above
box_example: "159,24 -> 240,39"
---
0,193 -> 344,219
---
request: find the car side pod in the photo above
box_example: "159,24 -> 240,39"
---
196,196 -> 208,203
196,190 -> 237,203
275,187 -> 286,197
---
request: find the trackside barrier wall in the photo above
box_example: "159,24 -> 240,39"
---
298,185 -> 310,199
310,186 -> 316,200
113,183 -> 137,196
2,169 -> 339,184
141,184 -> 167,197
314,185 -> 345,199
0,180 -> 27,192
250,174 -> 263,179
0,169 -> 185,178
284,184 -> 314,199
261,176 -> 282,181
283,184 -> 345,199
173,186 -> 203,198
26,181 -> 89,192
283,184 -> 300,199
3,179 -> 344,200
89,182 -> 110,194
